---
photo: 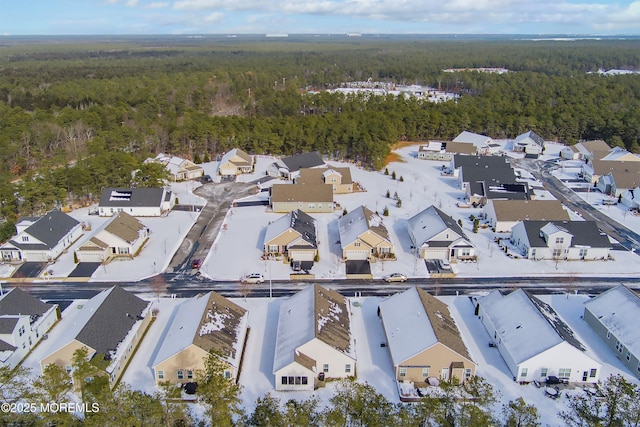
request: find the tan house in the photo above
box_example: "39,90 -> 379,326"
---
379,287 -> 476,393
338,206 -> 393,260
218,148 -> 254,176
264,209 -> 317,261
150,153 -> 204,181
273,285 -> 355,391
270,184 -> 334,213
483,200 -> 570,233
40,286 -> 153,386
560,140 -> 611,161
295,167 -> 353,194
152,292 -> 248,384
75,212 -> 148,263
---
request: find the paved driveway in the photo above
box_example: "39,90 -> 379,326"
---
12,262 -> 46,278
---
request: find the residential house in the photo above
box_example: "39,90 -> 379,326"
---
418,141 -> 477,161
98,187 -> 175,217
267,152 -> 325,179
270,184 -> 334,213
477,289 -> 601,383
338,206 -> 393,261
152,291 -> 248,383
407,205 -> 475,261
595,162 -> 640,197
379,287 -> 476,389
453,131 -> 496,155
149,153 -> 204,181
40,286 -> 153,386
273,285 -> 355,391
74,212 -> 149,263
484,200 -> 570,233
560,140 -> 611,161
620,186 -> 640,209
0,210 -> 83,263
0,288 -> 59,368
513,131 -> 545,156
583,285 -> 640,379
451,155 -> 523,205
510,220 -> 611,260
218,148 -> 254,176
598,146 -> 640,162
296,167 -> 354,194
264,210 -> 317,262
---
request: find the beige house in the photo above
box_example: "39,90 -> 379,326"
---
273,285 -> 355,391
484,200 -> 570,233
295,167 -> 353,194
40,286 -> 153,386
270,184 -> 334,213
152,292 -> 248,384
263,209 -> 317,261
75,212 -> 148,263
338,206 -> 393,260
560,140 -> 611,161
379,287 -> 476,392
218,148 -> 253,176
150,153 -> 204,181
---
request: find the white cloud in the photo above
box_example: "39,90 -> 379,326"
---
142,2 -> 170,8
204,12 -> 225,22
126,0 -> 139,6
173,0 -> 226,10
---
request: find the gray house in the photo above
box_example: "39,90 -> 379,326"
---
98,187 -> 175,217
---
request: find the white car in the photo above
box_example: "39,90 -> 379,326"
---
384,273 -> 408,283
241,273 -> 264,284
438,259 -> 451,270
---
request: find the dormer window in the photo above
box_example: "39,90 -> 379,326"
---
22,236 -> 29,242
555,237 -> 564,244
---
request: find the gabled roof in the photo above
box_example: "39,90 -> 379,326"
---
407,205 -> 468,245
584,285 -> 640,357
419,141 -> 444,152
273,285 -> 353,372
445,141 -> 477,155
575,140 -> 611,154
338,206 -> 390,247
220,148 -> 252,166
102,212 -> 145,244
0,288 -> 55,317
99,188 -> 167,208
0,317 -> 19,334
480,289 -> 585,364
599,147 -> 640,162
264,209 -> 317,248
379,287 -> 473,365
9,210 -> 79,250
488,200 -> 569,222
270,184 -> 333,203
152,153 -> 200,176
453,155 -> 517,186
515,130 -> 544,147
75,286 -> 149,357
153,292 -> 248,368
453,131 -> 493,147
280,152 -> 325,172
520,221 -> 611,249
296,167 -> 353,185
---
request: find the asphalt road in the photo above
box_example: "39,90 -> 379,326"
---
512,158 -> 640,253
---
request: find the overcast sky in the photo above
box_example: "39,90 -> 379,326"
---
2,0 -> 640,35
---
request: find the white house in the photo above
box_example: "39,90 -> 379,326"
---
267,152 -> 325,179
74,212 -> 149,263
560,140 -> 611,161
273,285 -> 355,391
513,131 -> 544,155
453,131 -> 496,155
149,153 -> 204,181
0,210 -> 83,263
583,285 -> 640,379
0,288 -> 59,368
218,148 -> 253,176
620,187 -> 640,209
407,206 -> 475,261
483,200 -> 570,233
477,289 -> 601,383
98,187 -> 175,217
510,220 -> 611,260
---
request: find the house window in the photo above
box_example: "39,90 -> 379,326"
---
530,249 -> 536,258
552,249 -> 562,257
441,368 -> 449,380
177,370 -> 184,380
118,247 -> 129,255
607,331 -> 611,339
465,368 -> 472,380
558,368 -> 571,379
379,247 -> 391,254
616,341 -> 624,353
422,367 -> 430,378
541,368 -> 548,378
590,369 -> 597,378
22,236 -> 29,242
579,248 -> 588,258
460,248 -> 471,256
345,364 -> 351,373
323,364 -> 329,373
355,242 -> 361,247
267,245 -> 279,253
520,368 -> 528,378
555,237 -> 564,244
318,204 -> 322,209
281,376 -> 288,385
187,370 -> 193,379
302,377 -> 308,385
399,367 -> 407,377
157,370 -> 164,380
308,203 -> 315,209
224,371 -> 231,379
637,362 -> 640,374
331,177 -> 337,183
627,351 -> 631,361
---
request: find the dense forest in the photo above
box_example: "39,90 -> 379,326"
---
1,37 -> 640,239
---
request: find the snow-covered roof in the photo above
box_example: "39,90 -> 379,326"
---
480,289 -> 585,365
220,148 -> 252,167
273,285 -> 353,373
338,205 -> 390,247
407,205 -> 467,246
379,287 -> 473,366
264,209 -> 317,248
453,131 -> 493,147
584,285 -> 640,357
515,131 -> 545,147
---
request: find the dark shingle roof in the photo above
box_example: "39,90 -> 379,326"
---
0,317 -> 19,334
522,221 -> 611,249
99,188 -> 166,208
525,291 -> 585,351
281,152 -> 325,172
290,209 -> 317,247
76,286 -> 149,357
0,339 -> 16,352
0,288 -> 54,316
11,210 -> 79,250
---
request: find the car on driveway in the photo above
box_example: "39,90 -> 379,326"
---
438,259 -> 451,270
383,273 -> 408,282
241,273 -> 264,284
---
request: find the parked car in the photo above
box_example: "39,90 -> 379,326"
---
241,273 -> 264,284
384,273 -> 408,283
191,259 -> 202,269
438,259 -> 451,270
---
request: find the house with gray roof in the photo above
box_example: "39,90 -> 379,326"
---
0,209 -> 83,263
513,131 -> 545,156
264,209 -> 318,263
75,212 -> 149,263
583,285 -> 640,379
407,205 -> 475,262
0,288 -> 59,368
40,286 -> 153,386
148,153 -> 204,181
477,289 -> 601,383
453,131 -> 495,155
484,199 -> 570,233
338,206 -> 393,261
510,220 -> 611,260
98,187 -> 175,217
267,152 -> 325,179
273,285 -> 355,391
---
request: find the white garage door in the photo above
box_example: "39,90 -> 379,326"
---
346,250 -> 369,260
289,250 -> 315,261
76,251 -> 104,263
422,248 -> 448,260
